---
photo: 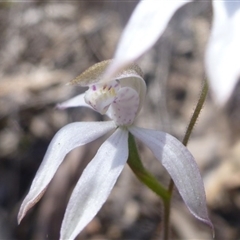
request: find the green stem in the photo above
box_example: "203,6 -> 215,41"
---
127,133 -> 170,202
163,79 -> 209,240
182,80 -> 208,146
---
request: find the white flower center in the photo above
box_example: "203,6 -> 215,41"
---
84,80 -> 139,126
84,80 -> 121,114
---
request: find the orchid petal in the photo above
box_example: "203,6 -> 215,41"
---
108,87 -> 139,126
60,128 -> 128,240
205,1 -> 240,105
129,126 -> 213,229
105,0 -> 191,78
56,93 -> 92,110
18,121 -> 116,223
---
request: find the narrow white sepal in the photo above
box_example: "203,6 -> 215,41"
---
56,93 -> 91,110
129,126 -> 213,229
60,128 -> 128,240
105,0 -> 191,78
18,121 -> 116,223
205,1 -> 240,105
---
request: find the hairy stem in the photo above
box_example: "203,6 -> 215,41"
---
182,80 -> 208,146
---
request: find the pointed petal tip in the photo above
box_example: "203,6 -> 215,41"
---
18,189 -> 47,225
17,207 -> 30,225
192,212 -> 214,234
212,226 -> 216,239
17,211 -> 24,225
17,203 -> 31,225
55,93 -> 91,110
200,217 -> 215,238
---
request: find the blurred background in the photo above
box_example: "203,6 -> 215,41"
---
1,1 -> 240,239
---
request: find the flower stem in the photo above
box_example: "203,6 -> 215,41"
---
182,80 -> 209,146
163,79 -> 209,240
127,133 -> 170,202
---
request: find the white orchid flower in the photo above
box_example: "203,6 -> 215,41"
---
104,0 -> 240,105
18,61 -> 212,239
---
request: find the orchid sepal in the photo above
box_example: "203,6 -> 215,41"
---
56,93 -> 91,110
205,1 -> 240,105
104,0 -> 192,79
129,126 -> 213,230
60,128 -> 129,240
18,121 -> 116,224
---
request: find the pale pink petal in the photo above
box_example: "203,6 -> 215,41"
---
129,126 -> 213,229
18,121 -> 116,223
56,93 -> 92,110
105,0 -> 191,78
205,1 -> 240,105
60,128 -> 128,240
